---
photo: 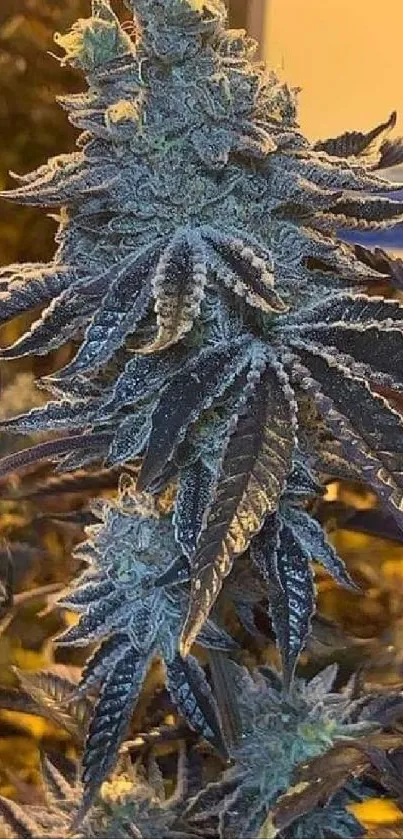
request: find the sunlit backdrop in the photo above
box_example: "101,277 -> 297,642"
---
267,0 -> 403,141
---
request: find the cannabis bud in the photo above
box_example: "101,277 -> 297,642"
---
185,661 -> 403,838
1,0 -> 403,820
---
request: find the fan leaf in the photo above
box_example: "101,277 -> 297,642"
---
250,514 -> 315,687
292,352 -> 403,521
142,228 -> 208,353
167,653 -> 225,754
285,506 -> 358,590
15,669 -> 91,741
138,337 -> 254,490
174,459 -> 217,558
314,111 -> 397,163
55,246 -> 158,378
180,358 -> 296,655
81,646 -> 149,814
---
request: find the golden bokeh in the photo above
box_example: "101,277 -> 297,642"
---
268,0 -> 403,140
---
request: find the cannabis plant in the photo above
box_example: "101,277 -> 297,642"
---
2,0 -> 403,828
185,660 -> 403,839
1,663 -> 403,839
0,750 -> 200,838
56,480 -> 228,809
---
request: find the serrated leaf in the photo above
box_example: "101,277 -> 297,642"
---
174,459 -> 217,558
54,440 -> 110,473
291,346 -> 403,506
40,755 -> 75,804
220,785 -> 267,839
202,226 -> 287,314
279,150 -> 398,197
138,338 -> 253,490
15,670 -> 91,741
250,512 -> 281,581
0,396 -> 104,434
197,618 -> 238,651
80,647 -> 149,814
167,654 -> 225,754
79,632 -> 131,694
303,664 -> 339,705
271,170 -> 343,215
57,589 -> 127,646
314,198 -> 403,232
0,795 -> 38,839
314,111 -> 397,163
267,519 -> 315,688
354,245 -> 403,290
180,360 -> 296,655
208,650 -> 244,753
103,345 -> 185,414
351,693 -> 403,728
2,157 -> 117,206
286,458 -> 323,499
143,228 -> 207,353
0,262 -> 74,326
0,686 -> 58,720
0,274 -> 99,360
285,506 -> 357,590
360,747 -> 403,802
55,246 -> 158,377
58,577 -> 115,611
107,411 -> 151,465
184,776 -> 239,825
292,293 -> 403,328
378,136 -> 403,169
288,293 -> 403,391
17,466 -> 129,499
234,600 -> 266,640
296,390 -> 363,483
267,736 -> 402,836
0,434 -> 112,480
234,120 -> 277,159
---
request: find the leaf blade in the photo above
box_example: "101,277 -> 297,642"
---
180,359 -> 296,655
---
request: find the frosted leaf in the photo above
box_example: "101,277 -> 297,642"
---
0,263 -> 75,326
314,111 -> 397,164
180,358 -> 296,654
143,228 -> 208,353
264,520 -> 315,687
138,337 -> 255,490
80,646 -> 149,815
166,653 -> 225,754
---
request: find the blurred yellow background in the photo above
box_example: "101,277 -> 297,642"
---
267,0 -> 403,140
